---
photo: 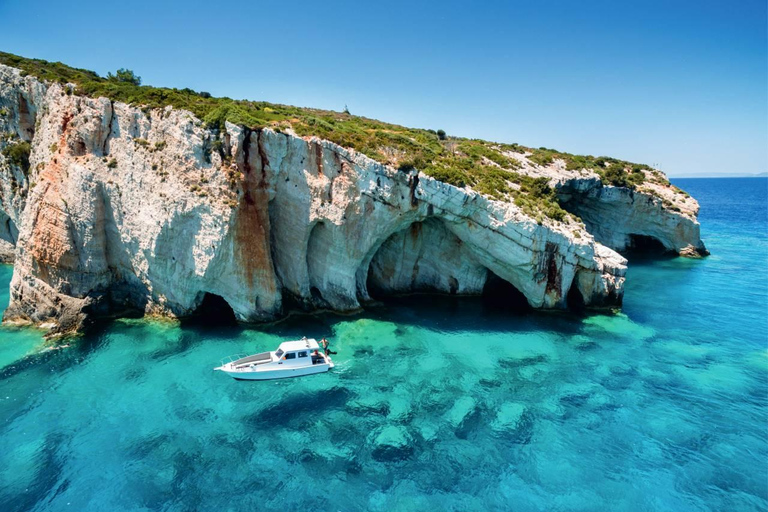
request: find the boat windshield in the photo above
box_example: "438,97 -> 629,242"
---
275,349 -> 284,359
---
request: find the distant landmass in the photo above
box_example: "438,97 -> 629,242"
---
671,172 -> 768,179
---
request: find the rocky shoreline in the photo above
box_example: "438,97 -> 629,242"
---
0,63 -> 707,336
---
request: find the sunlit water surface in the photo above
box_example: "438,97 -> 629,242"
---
0,178 -> 766,511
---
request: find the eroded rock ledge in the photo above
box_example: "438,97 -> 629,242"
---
0,64 -> 705,335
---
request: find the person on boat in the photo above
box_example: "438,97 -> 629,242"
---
311,349 -> 323,364
320,337 -> 337,356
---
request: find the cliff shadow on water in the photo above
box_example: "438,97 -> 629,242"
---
64,275 -> 607,344
360,283 -> 599,338
363,295 -> 596,338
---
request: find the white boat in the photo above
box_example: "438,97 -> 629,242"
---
214,337 -> 334,381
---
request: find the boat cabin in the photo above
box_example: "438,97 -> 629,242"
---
274,338 -> 326,366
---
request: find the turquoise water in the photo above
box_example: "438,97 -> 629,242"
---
0,178 -> 766,511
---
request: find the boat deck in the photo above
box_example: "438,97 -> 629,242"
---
232,352 -> 271,367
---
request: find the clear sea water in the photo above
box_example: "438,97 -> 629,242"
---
0,178 -> 766,511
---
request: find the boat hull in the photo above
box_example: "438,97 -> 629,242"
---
216,340 -> 335,381
219,363 -> 332,381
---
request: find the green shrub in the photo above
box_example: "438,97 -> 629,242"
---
603,166 -> 629,188
596,162 -> 646,189
202,105 -> 229,131
627,170 -> 645,187
107,158 -> 117,169
1,141 -> 31,173
524,177 -> 551,198
437,129 -> 446,140
422,164 -> 467,188
662,199 -> 681,212
106,68 -> 141,86
497,142 -> 526,154
528,149 -> 555,166
397,154 -> 427,172
456,141 -> 521,170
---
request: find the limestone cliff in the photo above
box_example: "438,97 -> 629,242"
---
511,163 -> 708,256
0,61 -> 706,335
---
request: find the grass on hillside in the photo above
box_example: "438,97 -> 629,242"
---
0,51 -> 672,222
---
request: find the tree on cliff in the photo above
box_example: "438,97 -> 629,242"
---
106,68 -> 141,86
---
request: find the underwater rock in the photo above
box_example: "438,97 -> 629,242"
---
347,396 -> 390,416
386,395 -> 413,423
370,425 -> 414,462
491,402 -> 527,433
446,396 -> 478,430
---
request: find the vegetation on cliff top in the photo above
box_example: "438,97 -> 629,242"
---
0,51 -> 674,221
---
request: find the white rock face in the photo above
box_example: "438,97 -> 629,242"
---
504,154 -> 707,254
0,64 -> 704,335
556,179 -> 707,254
0,67 -> 45,262
368,218 -> 488,296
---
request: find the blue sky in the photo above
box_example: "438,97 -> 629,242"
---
0,0 -> 765,176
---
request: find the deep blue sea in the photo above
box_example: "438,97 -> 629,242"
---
0,178 -> 766,511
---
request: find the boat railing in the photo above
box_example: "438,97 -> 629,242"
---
219,353 -> 249,367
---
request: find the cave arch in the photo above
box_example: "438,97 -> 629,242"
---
625,234 -> 673,258
566,276 -> 586,312
355,222 -> 418,303
365,218 -> 488,299
0,212 -> 18,246
482,271 -> 531,311
17,93 -> 36,141
188,292 -> 237,325
365,221 -> 426,299
306,221 -> 332,305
